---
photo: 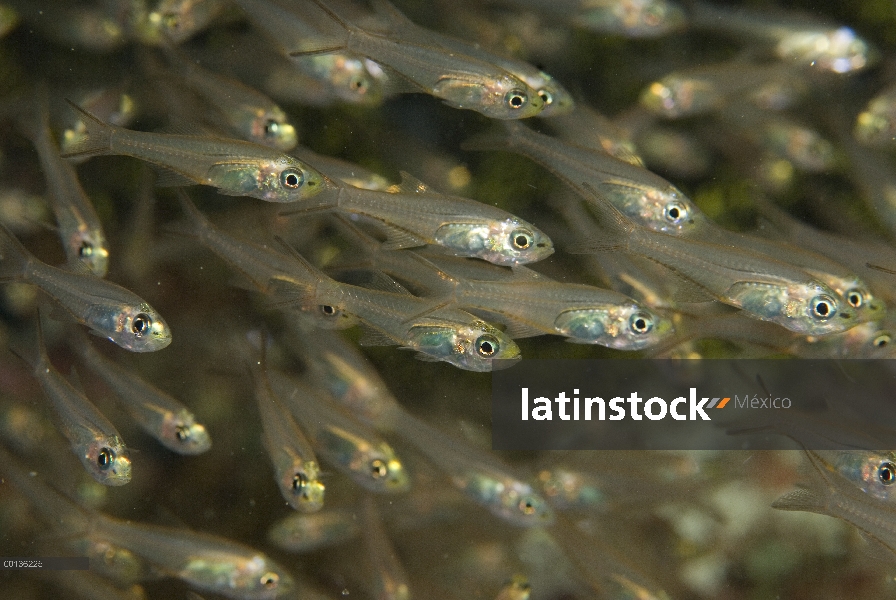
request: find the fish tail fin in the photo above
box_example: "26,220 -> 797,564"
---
58,99 -> 114,160
0,223 -> 33,281
269,235 -> 337,304
771,487 -> 826,514
461,121 -> 527,153
287,0 -> 353,57
566,183 -> 634,253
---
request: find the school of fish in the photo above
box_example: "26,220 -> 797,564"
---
1,0 -> 896,598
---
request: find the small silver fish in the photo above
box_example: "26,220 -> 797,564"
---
269,369 -> 410,494
61,101 -> 323,203
280,171 -> 554,266
268,508 -> 361,553
14,316 -> 131,486
0,224 -> 171,352
288,0 -> 546,119
72,332 -> 211,455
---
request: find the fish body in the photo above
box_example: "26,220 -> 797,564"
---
15,87 -> 109,276
363,496 -> 411,600
251,348 -> 325,512
282,172 -> 553,266
268,509 -> 361,553
391,409 -> 554,526
72,335 -> 211,455
289,0 -> 546,119
573,189 -> 858,335
504,0 -> 685,38
0,224 -> 171,352
268,369 -> 409,494
160,51 -> 298,151
16,319 -> 131,486
463,121 -> 706,235
60,101 -> 323,203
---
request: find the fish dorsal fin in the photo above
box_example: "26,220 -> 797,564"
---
378,223 -> 426,250
395,171 -> 433,195
358,324 -> 399,347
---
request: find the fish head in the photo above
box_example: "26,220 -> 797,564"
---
245,157 -> 325,203
733,281 -> 856,335
308,54 -> 387,106
826,451 -> 896,502
497,480 -> 555,526
574,0 -> 686,38
114,304 -> 172,352
251,108 -> 298,152
639,76 -> 718,118
286,461 -> 326,513
218,554 -> 294,599
835,279 -> 885,324
69,229 -> 110,277
411,321 -> 521,371
84,437 -> 131,486
439,73 -> 544,120
434,219 -> 553,266
636,187 -> 702,234
529,73 -> 575,117
162,410 -> 211,455
364,444 -> 410,493
554,304 -> 673,350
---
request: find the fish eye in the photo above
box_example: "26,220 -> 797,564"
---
846,288 -> 865,308
280,168 -> 304,189
879,461 -> 896,485
264,119 -> 280,136
175,425 -> 191,441
131,313 -> 152,337
810,295 -> 837,319
629,312 -> 654,334
292,472 -> 308,492
97,447 -> 114,470
538,89 -> 554,106
519,496 -> 538,515
504,89 -> 528,110
874,333 -> 891,348
370,458 -> 388,479
349,74 -> 370,93
260,572 -> 279,589
78,241 -> 94,257
476,334 -> 499,357
663,201 -> 688,224
320,304 -> 337,316
510,229 -> 533,250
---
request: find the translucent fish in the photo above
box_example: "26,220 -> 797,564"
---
535,468 -> 608,511
390,408 -> 554,526
146,0 -> 228,44
160,50 -> 298,151
14,317 -> 131,486
287,0 -> 546,119
14,86 -> 109,276
233,0 -> 389,106
268,509 -> 361,553
250,343 -> 325,512
813,450 -> 896,503
504,0 -> 685,38
71,332 -> 211,455
689,2 -> 876,74
362,496 -> 411,600
268,369 -> 410,494
463,120 -> 706,235
571,186 -> 858,335
773,449 -> 896,557
60,101 -> 323,203
5,0 -> 125,52
284,323 -> 401,431
280,171 -> 553,266
0,224 -> 171,352
855,82 -> 896,147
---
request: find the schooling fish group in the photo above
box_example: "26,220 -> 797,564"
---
1,0 -> 896,598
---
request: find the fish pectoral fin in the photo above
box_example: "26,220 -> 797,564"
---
412,352 -> 442,362
771,486 -> 825,513
153,166 -> 199,188
379,224 -> 426,250
357,324 -> 400,347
